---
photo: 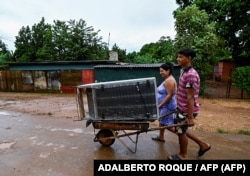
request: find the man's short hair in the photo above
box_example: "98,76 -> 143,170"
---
178,48 -> 196,59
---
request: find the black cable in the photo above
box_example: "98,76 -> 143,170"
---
135,82 -> 150,118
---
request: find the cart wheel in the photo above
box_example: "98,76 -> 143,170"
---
96,129 -> 115,146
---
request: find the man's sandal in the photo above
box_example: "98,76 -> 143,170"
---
198,145 -> 211,157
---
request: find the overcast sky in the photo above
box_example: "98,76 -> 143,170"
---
0,0 -> 178,53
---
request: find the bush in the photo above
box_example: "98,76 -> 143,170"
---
231,66 -> 250,94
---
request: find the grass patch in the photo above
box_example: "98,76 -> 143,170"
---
211,101 -> 217,104
217,128 -> 250,135
216,128 -> 229,134
236,130 -> 250,135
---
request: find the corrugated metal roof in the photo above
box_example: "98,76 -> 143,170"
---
8,60 -> 118,71
7,61 -> 180,70
94,63 -> 179,68
94,63 -> 163,68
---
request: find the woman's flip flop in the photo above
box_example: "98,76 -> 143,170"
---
151,135 -> 165,142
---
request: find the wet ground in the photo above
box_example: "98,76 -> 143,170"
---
1,110 -> 250,176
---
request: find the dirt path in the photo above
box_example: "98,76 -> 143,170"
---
1,92 -> 249,134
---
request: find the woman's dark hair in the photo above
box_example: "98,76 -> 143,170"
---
178,48 -> 196,59
160,62 -> 174,75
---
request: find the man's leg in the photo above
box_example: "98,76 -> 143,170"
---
186,129 -> 211,156
178,133 -> 188,159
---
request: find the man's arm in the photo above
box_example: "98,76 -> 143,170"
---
186,87 -> 195,126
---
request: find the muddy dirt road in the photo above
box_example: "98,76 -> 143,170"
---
0,92 -> 250,176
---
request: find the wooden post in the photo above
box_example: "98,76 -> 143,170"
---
76,87 -> 85,120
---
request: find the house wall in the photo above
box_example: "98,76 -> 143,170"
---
3,61 -> 116,93
0,71 -> 24,91
0,63 -> 179,93
213,61 -> 235,82
60,69 -> 95,93
221,62 -> 235,82
82,69 -> 94,84
94,65 -> 180,86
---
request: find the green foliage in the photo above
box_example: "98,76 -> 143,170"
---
131,54 -> 157,64
231,66 -> 250,94
0,39 -> 13,65
111,44 -> 127,62
194,0 -> 250,66
217,128 -> 229,134
125,51 -> 138,63
14,17 -> 109,62
140,36 -> 174,63
217,128 -> 250,135
126,36 -> 174,64
237,130 -> 250,135
173,4 -> 219,95
176,0 -> 194,9
0,39 -> 8,53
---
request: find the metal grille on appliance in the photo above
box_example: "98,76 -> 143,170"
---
78,77 -> 158,122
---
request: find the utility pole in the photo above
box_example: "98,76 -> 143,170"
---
108,32 -> 110,50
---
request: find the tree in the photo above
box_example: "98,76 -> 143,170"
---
32,17 -> 54,62
111,44 -> 127,62
155,36 -> 175,62
176,0 -> 250,66
127,36 -> 174,64
14,26 -> 35,62
125,51 -> 138,63
14,17 -> 53,62
195,0 -> 250,66
175,0 -> 194,9
231,66 -> 250,94
52,20 -> 72,61
67,19 -> 108,60
173,4 -> 219,94
14,17 -> 109,62
0,39 -> 12,65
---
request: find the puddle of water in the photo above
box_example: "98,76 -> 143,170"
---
71,147 -> 78,150
50,128 -> 84,133
0,111 -> 11,116
0,142 -> 15,149
46,143 -> 54,146
40,152 -> 50,158
29,136 -> 37,140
